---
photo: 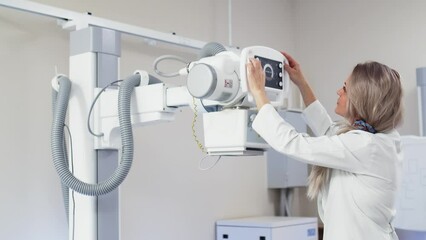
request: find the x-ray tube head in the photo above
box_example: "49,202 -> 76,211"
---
186,43 -> 290,109
187,51 -> 240,103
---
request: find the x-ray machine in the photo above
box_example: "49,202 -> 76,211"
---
0,1 -> 294,239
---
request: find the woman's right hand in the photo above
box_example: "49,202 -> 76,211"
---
282,52 -> 307,87
281,51 -> 317,107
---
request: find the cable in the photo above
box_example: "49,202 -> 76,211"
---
61,118 -> 69,221
64,124 -> 75,240
191,97 -> 223,170
52,75 -> 140,238
53,86 -> 70,221
153,55 -> 188,78
87,80 -> 123,137
191,97 -> 206,153
286,188 -> 293,216
228,0 -> 233,47
198,42 -> 226,59
52,74 -> 140,196
279,188 -> 293,217
199,155 -> 222,171
280,188 -> 287,216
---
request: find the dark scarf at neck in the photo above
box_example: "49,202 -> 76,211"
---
353,119 -> 377,134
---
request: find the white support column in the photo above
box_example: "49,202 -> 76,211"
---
69,26 -> 121,240
69,52 -> 98,240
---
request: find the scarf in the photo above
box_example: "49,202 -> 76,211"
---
353,119 -> 377,134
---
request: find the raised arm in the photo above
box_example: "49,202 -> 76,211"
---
247,52 -> 335,136
281,52 -> 317,107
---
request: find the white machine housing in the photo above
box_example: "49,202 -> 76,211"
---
187,51 -> 240,104
240,46 -> 290,107
203,109 -> 266,156
186,46 -> 290,110
216,216 -> 318,240
185,46 -> 291,155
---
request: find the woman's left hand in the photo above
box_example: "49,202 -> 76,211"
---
246,58 -> 266,97
246,58 -> 270,110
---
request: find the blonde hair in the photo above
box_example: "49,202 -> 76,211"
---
307,61 -> 403,199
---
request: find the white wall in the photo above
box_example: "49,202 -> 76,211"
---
292,0 -> 426,135
0,1 -> 297,240
287,0 -> 426,226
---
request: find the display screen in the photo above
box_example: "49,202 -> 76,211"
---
255,55 -> 283,90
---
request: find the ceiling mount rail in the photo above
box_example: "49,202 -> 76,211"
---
0,0 -> 206,49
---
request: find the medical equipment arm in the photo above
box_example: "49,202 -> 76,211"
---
94,42 -> 292,156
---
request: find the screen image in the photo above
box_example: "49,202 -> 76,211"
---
255,55 -> 283,90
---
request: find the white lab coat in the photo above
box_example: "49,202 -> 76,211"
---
252,101 -> 402,240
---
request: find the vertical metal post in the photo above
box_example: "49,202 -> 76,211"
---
417,67 -> 426,136
69,26 -> 121,240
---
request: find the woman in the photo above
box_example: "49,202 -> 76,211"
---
246,53 -> 403,240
